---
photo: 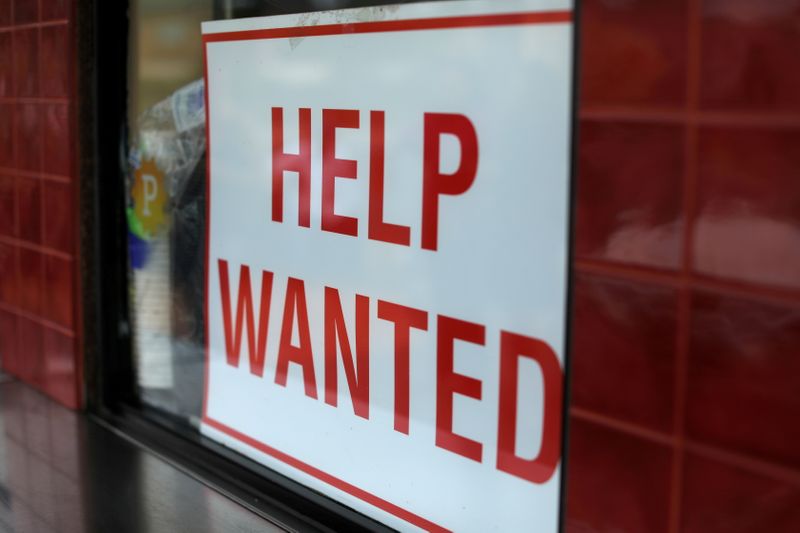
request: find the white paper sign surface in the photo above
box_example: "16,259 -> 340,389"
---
202,1 -> 573,531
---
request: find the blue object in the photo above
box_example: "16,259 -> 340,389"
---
129,231 -> 150,269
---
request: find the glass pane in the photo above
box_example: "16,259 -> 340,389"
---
124,3 -> 572,531
125,0 -> 421,429
127,0 -> 213,425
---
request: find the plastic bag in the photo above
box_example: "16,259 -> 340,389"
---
126,79 -> 206,423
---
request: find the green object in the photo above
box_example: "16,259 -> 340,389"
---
127,207 -> 150,241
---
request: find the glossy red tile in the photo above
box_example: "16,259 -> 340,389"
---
0,30 -> 11,96
571,273 -> 678,432
43,255 -> 72,328
0,240 -> 18,306
17,247 -> 41,314
41,0 -> 69,22
580,0 -> 688,108
42,103 -> 70,176
43,328 -> 77,409
42,180 -> 72,252
0,103 -> 13,167
14,103 -> 41,171
566,417 -> 673,533
13,0 -> 37,24
681,453 -> 800,533
576,120 -> 684,270
687,291 -> 800,469
12,27 -> 37,97
0,0 -> 11,27
0,173 -> 15,236
0,0 -> 78,408
694,127 -> 800,290
0,309 -> 18,375
16,175 -> 41,243
701,3 -> 800,113
39,24 -> 69,98
16,316 -> 42,385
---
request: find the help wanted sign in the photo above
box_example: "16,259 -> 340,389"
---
202,1 -> 574,531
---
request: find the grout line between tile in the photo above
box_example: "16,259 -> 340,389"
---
580,107 -> 800,129
37,0 -> 47,365
0,167 -> 73,183
670,289 -> 690,533
0,20 -> 69,33
575,258 -> 800,308
685,441 -> 800,487
38,173 -> 72,185
65,5 -> 82,408
576,258 -> 682,286
570,407 -> 676,446
0,97 -> 70,104
670,1 -> 702,529
569,407 -> 800,489
0,234 -> 74,260
0,301 -> 75,338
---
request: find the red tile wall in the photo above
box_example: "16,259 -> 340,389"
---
0,0 -> 80,409
568,1 -> 800,532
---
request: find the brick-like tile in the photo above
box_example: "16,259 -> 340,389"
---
566,417 -> 673,533
13,0 -> 37,24
40,24 -> 69,98
687,291 -> 800,469
580,0 -> 688,107
694,126 -> 800,290
42,180 -> 73,252
14,103 -> 42,171
571,273 -> 678,432
17,175 -> 41,244
0,173 -> 15,236
0,240 -> 18,306
682,453 -> 800,533
576,121 -> 684,270
17,247 -> 42,314
12,27 -> 37,97
42,103 -> 70,177
43,254 -> 73,328
0,30 -> 11,96
41,0 -> 69,22
700,2 -> 800,113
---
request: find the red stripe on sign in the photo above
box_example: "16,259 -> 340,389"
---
202,10 -> 572,43
203,415 -> 451,532
202,30 -> 212,423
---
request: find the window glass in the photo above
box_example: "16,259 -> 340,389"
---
127,0 -> 213,425
124,3 -> 572,531
126,0 -> 420,428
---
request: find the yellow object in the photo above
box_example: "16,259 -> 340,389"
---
132,159 -> 168,238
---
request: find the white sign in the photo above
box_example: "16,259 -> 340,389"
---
202,1 -> 573,531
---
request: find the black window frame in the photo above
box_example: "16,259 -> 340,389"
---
81,0 -> 581,531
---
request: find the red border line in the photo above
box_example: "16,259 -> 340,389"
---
202,36 -> 212,423
202,9 -> 573,532
203,10 -> 572,43
204,416 -> 450,532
